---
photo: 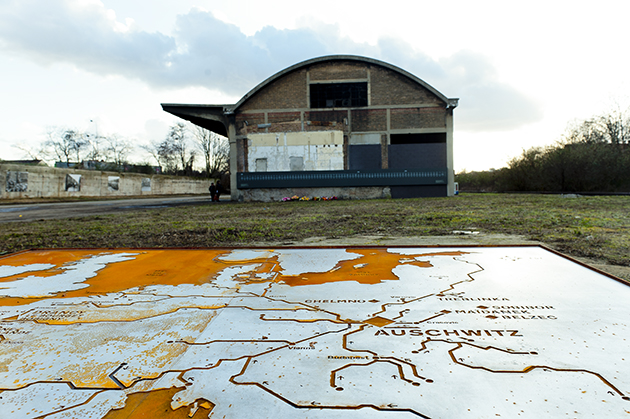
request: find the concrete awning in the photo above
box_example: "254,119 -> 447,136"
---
161,104 -> 231,137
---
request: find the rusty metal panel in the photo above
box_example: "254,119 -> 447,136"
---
0,246 -> 629,418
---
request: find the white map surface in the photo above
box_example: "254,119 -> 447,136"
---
0,246 -> 628,418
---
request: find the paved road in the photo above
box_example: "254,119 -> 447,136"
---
0,196 -> 223,223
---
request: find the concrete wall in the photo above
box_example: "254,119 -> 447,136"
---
1,164 -> 210,199
240,186 -> 391,202
247,131 -> 344,172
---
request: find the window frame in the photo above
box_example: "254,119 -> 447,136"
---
309,82 -> 368,109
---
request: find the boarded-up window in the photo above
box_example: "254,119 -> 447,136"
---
289,156 -> 304,171
349,145 -> 381,170
255,158 -> 268,172
389,143 -> 446,169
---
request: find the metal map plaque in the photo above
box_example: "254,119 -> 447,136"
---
0,246 -> 628,418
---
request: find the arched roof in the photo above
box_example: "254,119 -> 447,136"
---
232,55 -> 458,111
162,55 -> 458,136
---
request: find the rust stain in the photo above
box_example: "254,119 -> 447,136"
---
0,250 -> 233,306
363,316 -> 394,327
277,249 -> 431,287
103,387 -> 213,419
0,248 -> 447,304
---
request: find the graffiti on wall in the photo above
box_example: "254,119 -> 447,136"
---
5,171 -> 28,192
65,174 -> 81,192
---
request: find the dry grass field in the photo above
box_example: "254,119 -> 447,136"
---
1,193 -> 628,278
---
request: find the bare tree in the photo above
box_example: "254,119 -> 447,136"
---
157,139 -> 178,173
167,123 -> 196,173
44,127 -> 88,165
70,130 -> 89,163
12,143 -> 47,161
140,141 -> 158,164
141,123 -> 201,174
83,136 -> 103,161
106,134 -> 134,166
564,107 -> 630,145
193,126 -> 229,177
141,138 -> 178,174
598,107 -> 630,145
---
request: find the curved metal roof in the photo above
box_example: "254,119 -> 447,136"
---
232,55 -> 457,111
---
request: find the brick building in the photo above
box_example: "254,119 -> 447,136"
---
162,55 -> 458,201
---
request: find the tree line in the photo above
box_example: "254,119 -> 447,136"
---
13,123 -> 229,179
141,123 -> 229,178
457,108 -> 630,193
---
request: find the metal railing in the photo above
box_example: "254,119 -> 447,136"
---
237,169 -> 448,189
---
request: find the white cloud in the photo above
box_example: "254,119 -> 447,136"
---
437,51 -> 543,131
0,0 -> 541,133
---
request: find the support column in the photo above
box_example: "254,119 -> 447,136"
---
446,108 -> 455,197
381,134 -> 389,169
228,120 -> 239,201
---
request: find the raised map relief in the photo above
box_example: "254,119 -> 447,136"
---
0,246 -> 628,418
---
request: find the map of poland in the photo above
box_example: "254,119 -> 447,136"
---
0,246 -> 628,418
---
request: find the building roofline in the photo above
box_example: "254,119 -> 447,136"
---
233,55 -> 458,111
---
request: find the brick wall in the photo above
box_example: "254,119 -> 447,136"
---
351,109 -> 387,132
231,58 -> 451,199
268,112 -> 302,132
304,110 -> 347,132
235,61 -> 445,129
370,66 -> 443,106
268,112 -> 301,123
239,69 -> 307,111
235,113 -> 265,136
390,107 -> 446,130
309,61 -> 368,81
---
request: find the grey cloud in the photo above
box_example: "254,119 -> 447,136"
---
437,51 -> 543,131
166,9 -> 274,93
0,0 -> 175,78
0,0 -> 541,131
374,37 -> 447,83
368,43 -> 542,131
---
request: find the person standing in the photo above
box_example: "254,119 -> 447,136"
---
214,180 -> 222,202
209,182 -> 216,201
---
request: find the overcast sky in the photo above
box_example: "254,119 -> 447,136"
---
1,0 -> 628,171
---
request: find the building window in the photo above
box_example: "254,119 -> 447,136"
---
255,158 -> 267,172
390,133 -> 446,144
310,82 -> 368,108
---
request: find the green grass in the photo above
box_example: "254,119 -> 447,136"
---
1,193 -> 628,267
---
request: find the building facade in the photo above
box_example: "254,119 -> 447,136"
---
162,55 -> 458,201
